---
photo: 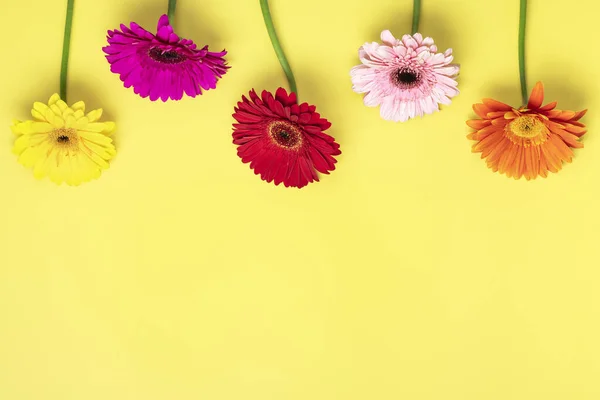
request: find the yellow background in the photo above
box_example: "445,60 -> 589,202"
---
1,0 -> 599,398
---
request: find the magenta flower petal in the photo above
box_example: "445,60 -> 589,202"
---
103,14 -> 229,102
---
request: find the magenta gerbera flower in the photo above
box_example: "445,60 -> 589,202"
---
350,30 -> 459,122
103,15 -> 229,101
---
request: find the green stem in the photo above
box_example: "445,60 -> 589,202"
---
260,0 -> 298,99
412,0 -> 421,34
518,0 -> 528,105
59,0 -> 74,102
167,0 -> 177,25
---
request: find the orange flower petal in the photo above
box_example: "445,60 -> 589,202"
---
558,131 -> 583,149
466,119 -> 491,129
533,146 -> 542,177
498,143 -> 518,175
473,103 -> 493,119
538,150 -> 549,177
525,146 -> 540,179
549,120 -> 586,138
486,137 -> 511,168
518,147 -> 529,179
546,111 -> 561,120
569,120 -> 586,128
511,146 -> 523,178
562,123 -> 587,137
541,144 -> 562,173
474,131 -> 504,154
487,111 -> 507,119
474,124 -> 502,141
550,124 -> 587,147
492,117 -> 510,127
482,98 -> 512,111
556,110 -> 577,120
524,147 -> 533,179
480,134 -> 506,158
539,101 -> 557,111
527,81 -> 544,109
548,134 -> 574,162
572,109 -> 588,121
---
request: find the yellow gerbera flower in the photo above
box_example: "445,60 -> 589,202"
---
11,93 -> 116,186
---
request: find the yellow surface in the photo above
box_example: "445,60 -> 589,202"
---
1,0 -> 599,398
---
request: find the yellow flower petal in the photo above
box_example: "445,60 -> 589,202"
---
102,121 -> 116,135
31,109 -> 45,121
75,117 -> 90,130
12,121 -> 54,135
56,100 -> 69,112
84,151 -> 110,169
18,147 -> 41,168
13,134 -> 48,155
48,93 -> 61,105
50,104 -> 62,116
33,102 -> 50,117
73,109 -> 84,120
63,154 -> 87,186
78,153 -> 103,179
81,122 -> 111,133
62,108 -> 74,119
48,151 -> 71,185
44,108 -> 64,128
80,131 -> 114,147
71,101 -> 85,112
82,140 -> 117,160
33,150 -> 52,180
86,108 -> 103,122
21,141 -> 51,170
66,154 -> 85,185
65,114 -> 77,129
10,122 -> 22,135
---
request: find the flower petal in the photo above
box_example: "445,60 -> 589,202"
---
527,81 -> 544,109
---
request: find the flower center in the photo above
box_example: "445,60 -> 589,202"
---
148,47 -> 185,64
50,128 -> 79,150
393,68 -> 421,88
268,121 -> 303,150
506,115 -> 549,146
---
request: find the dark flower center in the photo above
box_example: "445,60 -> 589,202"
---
269,122 -> 303,149
398,70 -> 418,84
148,47 -> 185,64
393,68 -> 421,88
279,131 -> 290,140
51,128 -> 79,149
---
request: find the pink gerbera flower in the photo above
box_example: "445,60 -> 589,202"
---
350,30 -> 459,122
103,15 -> 229,101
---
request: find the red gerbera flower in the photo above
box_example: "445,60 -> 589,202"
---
232,88 -> 341,188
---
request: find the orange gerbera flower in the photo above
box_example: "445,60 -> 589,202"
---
467,82 -> 587,180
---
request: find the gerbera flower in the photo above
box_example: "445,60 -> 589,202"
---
232,88 -> 341,188
103,14 -> 228,101
350,30 -> 459,122
11,94 -> 116,186
467,81 -> 587,180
